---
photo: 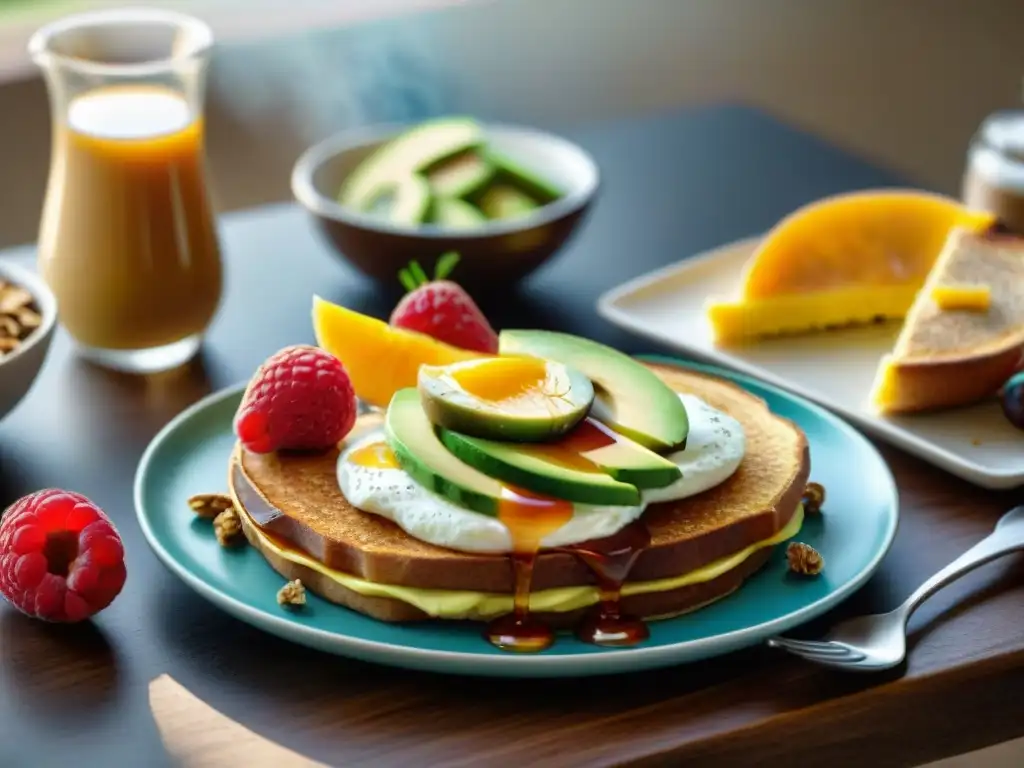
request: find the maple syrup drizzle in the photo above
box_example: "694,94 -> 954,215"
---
562,521 -> 651,647
485,485 -> 572,653
500,421 -> 652,649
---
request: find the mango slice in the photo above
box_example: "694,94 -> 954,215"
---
312,296 -> 483,408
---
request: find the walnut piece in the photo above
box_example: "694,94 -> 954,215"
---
0,280 -> 43,358
188,492 -> 234,519
213,508 -> 244,547
787,541 -> 824,576
277,579 -> 306,608
801,482 -> 826,515
0,286 -> 33,314
16,308 -> 41,329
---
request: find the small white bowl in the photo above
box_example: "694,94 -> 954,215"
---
0,261 -> 57,422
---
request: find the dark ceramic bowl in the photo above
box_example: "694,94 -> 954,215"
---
290,122 -> 600,289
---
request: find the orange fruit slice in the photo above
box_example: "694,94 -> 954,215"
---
312,296 -> 483,408
705,189 -> 995,344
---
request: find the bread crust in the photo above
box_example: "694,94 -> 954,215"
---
875,347 -> 1023,414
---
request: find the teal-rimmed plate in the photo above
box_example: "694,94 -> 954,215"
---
134,357 -> 898,678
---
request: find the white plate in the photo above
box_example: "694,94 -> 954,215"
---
597,237 -> 1024,490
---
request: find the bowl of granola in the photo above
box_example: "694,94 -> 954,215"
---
0,262 -> 56,422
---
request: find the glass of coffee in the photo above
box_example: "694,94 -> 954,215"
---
29,8 -> 222,373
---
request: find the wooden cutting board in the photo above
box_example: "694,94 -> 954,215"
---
149,674 -> 329,767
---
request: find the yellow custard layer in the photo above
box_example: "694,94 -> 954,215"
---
705,286 -> 917,344
237,504 -> 804,620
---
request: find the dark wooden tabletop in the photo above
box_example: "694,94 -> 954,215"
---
2,104 -> 1023,768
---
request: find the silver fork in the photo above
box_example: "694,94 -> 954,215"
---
768,505 -> 1024,672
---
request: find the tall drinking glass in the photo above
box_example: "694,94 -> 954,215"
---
29,8 -> 222,373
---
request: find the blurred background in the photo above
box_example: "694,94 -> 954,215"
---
0,0 -> 1022,249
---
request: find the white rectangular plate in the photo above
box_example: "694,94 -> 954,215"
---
597,237 -> 1024,489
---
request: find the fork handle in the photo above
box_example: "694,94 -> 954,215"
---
899,509 -> 1024,620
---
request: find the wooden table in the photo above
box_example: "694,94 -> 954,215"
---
1,104 -> 1022,768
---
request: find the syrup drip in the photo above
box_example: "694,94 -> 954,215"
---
485,553 -> 555,653
484,485 -> 572,653
562,521 -> 651,647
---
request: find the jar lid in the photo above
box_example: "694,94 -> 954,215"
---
978,111 -> 1024,162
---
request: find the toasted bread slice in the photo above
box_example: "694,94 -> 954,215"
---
872,228 -> 1024,413
229,364 -> 809,596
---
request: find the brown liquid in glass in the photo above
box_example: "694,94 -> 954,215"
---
38,84 -> 222,351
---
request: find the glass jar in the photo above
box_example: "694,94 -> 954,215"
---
962,109 -> 1024,235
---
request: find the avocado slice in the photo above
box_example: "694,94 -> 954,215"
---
418,357 -> 593,441
486,148 -> 564,204
427,150 -> 495,199
432,197 -> 487,230
438,427 -> 643,506
339,117 -> 484,211
385,388 -> 505,516
365,174 -> 431,226
478,184 -> 539,221
498,331 -> 690,452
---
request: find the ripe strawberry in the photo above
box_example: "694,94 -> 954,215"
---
234,345 -> 357,454
389,252 -> 498,354
0,489 -> 126,623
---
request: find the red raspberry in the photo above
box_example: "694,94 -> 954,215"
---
234,344 -> 357,454
389,254 -> 498,354
0,489 -> 126,623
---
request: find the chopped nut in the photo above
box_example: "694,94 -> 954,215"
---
213,508 -> 244,547
787,541 -> 824,576
0,317 -> 19,338
188,492 -> 234,519
802,482 -> 826,514
0,286 -> 33,314
15,308 -> 41,329
277,579 -> 306,608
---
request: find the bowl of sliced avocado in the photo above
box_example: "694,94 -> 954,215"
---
290,116 -> 600,287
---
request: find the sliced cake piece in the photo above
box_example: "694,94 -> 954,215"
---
871,227 -> 1024,413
